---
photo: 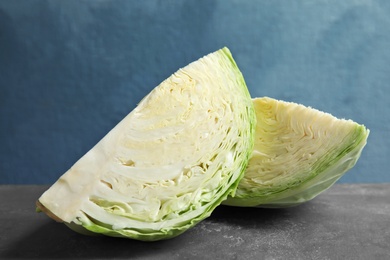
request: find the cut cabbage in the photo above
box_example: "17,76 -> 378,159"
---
224,97 -> 369,208
36,47 -> 255,241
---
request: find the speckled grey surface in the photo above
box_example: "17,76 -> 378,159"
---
0,0 -> 389,184
1,184 -> 389,259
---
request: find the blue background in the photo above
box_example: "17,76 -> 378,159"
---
1,0 -> 389,184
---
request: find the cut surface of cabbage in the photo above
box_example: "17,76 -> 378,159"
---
37,47 -> 255,241
224,97 -> 369,208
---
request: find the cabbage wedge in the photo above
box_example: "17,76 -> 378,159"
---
37,47 -> 255,241
224,97 -> 369,208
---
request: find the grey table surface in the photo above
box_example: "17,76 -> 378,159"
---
0,184 -> 389,260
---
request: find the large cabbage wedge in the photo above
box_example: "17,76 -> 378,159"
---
224,97 -> 369,208
36,47 -> 255,241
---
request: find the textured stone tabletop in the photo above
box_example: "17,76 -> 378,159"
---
0,184 -> 389,259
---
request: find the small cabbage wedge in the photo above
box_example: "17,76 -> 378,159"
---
36,47 -> 255,241
224,97 -> 369,208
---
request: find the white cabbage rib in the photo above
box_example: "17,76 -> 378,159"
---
224,97 -> 369,207
37,47 -> 255,240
